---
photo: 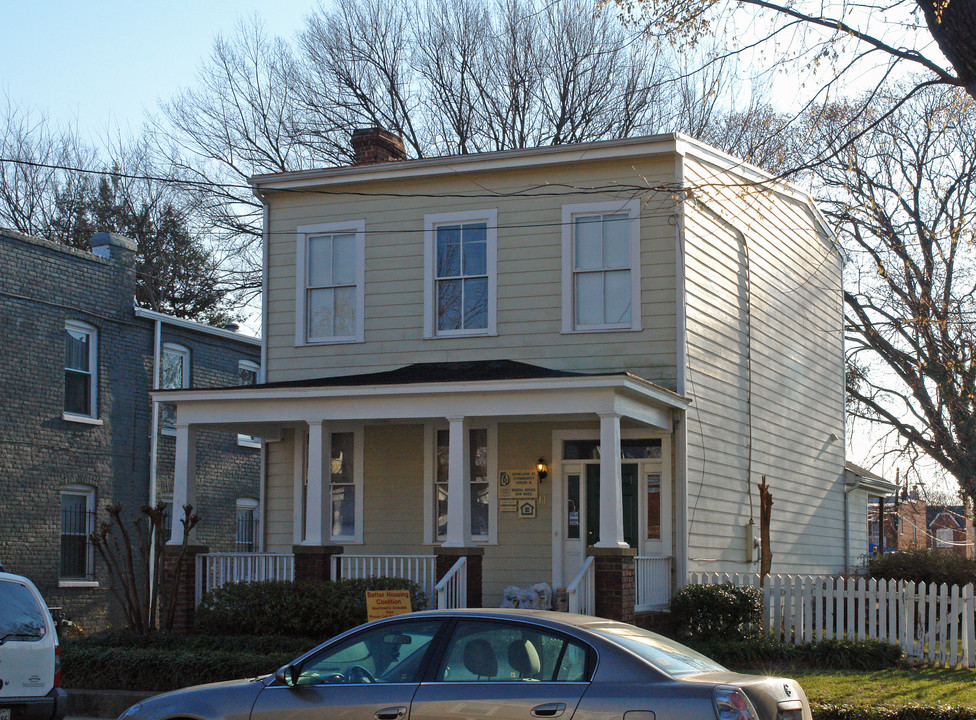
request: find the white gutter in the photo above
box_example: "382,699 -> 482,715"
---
134,307 -> 260,345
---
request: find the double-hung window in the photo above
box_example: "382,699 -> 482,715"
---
424,210 -> 497,337
297,221 -> 365,344
64,320 -> 97,420
427,423 -> 496,543
60,485 -> 95,582
561,200 -> 641,332
160,343 -> 190,433
236,498 -> 259,552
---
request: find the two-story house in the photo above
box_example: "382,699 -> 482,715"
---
0,227 -> 262,629
158,129 -> 854,622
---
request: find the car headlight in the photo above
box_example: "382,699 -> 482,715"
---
713,686 -> 758,720
117,703 -> 142,720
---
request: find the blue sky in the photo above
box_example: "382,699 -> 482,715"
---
0,0 -> 315,142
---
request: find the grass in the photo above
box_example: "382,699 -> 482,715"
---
730,666 -> 976,707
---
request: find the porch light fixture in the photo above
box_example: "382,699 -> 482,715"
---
536,458 -> 549,482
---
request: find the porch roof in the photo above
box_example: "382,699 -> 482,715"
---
153,359 -> 690,433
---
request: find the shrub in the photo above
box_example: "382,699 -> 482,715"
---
864,548 -> 976,587
65,629 -> 315,656
194,577 -> 428,638
669,583 -> 763,640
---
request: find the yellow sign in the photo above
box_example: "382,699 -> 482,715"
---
366,590 -> 412,621
499,470 -> 538,499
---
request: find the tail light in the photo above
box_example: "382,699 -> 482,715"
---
714,686 -> 757,720
54,644 -> 61,687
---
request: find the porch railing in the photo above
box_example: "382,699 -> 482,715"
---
635,555 -> 673,611
567,556 -> 595,615
435,557 -> 467,609
333,554 -> 437,605
195,552 -> 294,606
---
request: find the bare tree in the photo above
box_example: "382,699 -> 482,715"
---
613,0 -> 976,101
813,85 -> 976,502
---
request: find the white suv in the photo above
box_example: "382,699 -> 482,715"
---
0,572 -> 67,720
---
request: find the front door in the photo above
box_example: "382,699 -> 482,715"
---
559,434 -> 671,587
562,462 -> 638,583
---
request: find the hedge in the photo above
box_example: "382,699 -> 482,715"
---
194,577 -> 428,638
669,583 -> 764,640
686,637 -> 904,670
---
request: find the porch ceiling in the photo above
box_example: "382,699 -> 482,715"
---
154,361 -> 689,435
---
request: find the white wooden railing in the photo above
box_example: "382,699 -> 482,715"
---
333,554 -> 437,603
692,572 -> 976,668
567,556 -> 595,615
435,557 -> 467,609
636,555 -> 672,610
196,552 -> 294,606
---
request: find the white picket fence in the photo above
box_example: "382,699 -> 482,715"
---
692,572 -> 976,668
334,554 -> 437,603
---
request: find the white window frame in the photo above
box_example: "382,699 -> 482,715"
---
236,498 -> 260,551
296,220 -> 366,346
63,320 -> 100,423
561,200 -> 642,333
422,421 -> 498,545
423,209 -> 498,338
327,425 -> 365,544
936,527 -> 954,548
237,359 -> 262,448
59,484 -> 97,587
160,343 -> 190,436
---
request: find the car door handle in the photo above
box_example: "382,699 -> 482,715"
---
531,703 -> 567,718
375,707 -> 408,720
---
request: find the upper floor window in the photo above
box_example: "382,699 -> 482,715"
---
160,343 -> 190,433
561,200 -> 641,333
296,221 -> 365,345
64,320 -> 97,419
424,210 -> 497,338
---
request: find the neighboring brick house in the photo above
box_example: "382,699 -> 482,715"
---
868,493 -> 974,558
0,227 -> 261,629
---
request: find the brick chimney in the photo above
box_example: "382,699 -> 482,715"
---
351,127 -> 406,165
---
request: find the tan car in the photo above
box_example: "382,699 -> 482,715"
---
118,609 -> 810,720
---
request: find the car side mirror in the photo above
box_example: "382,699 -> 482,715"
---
275,664 -> 297,688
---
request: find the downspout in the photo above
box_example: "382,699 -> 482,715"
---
259,194 -> 270,551
148,318 -> 163,589
673,146 -> 690,587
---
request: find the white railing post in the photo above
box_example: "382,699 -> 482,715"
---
567,556 -> 595,616
434,557 -> 467,609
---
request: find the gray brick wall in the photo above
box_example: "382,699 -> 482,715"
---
0,229 -> 261,631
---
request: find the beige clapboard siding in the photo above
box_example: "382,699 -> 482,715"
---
682,156 -> 845,574
264,155 -> 679,385
360,425 -> 427,553
265,430 -> 296,552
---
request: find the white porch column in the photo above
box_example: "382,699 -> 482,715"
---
169,423 -> 197,545
304,420 -> 330,545
596,412 -> 628,548
443,415 -> 471,547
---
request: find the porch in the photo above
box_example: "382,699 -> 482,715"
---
194,550 -> 673,614
158,360 -> 689,627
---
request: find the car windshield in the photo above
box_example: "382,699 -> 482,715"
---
587,623 -> 725,677
0,580 -> 47,642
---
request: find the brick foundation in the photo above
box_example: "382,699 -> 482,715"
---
588,546 -> 637,624
162,544 -> 209,633
435,547 -> 484,608
293,545 -> 344,582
